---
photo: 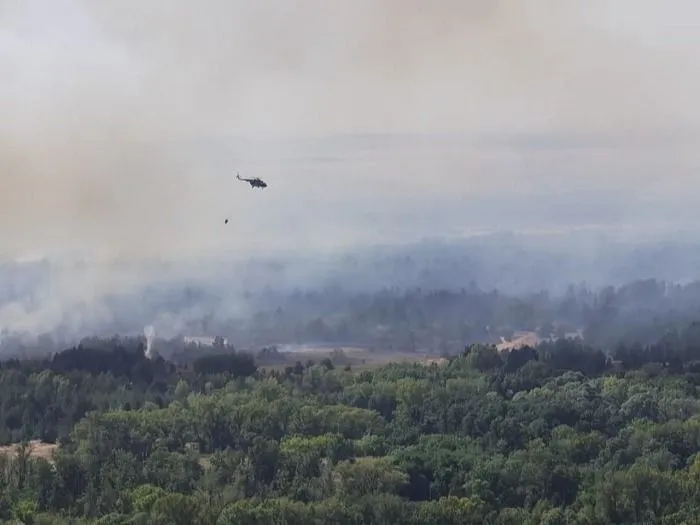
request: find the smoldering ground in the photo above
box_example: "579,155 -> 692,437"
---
2,0 -> 700,338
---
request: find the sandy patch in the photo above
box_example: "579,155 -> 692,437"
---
0,440 -> 57,463
496,331 -> 542,352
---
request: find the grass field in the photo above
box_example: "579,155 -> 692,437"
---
258,345 -> 448,373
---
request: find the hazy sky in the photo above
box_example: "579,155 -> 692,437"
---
2,0 -> 700,260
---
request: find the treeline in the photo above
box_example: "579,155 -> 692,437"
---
5,329 -> 700,522
0,339 -> 257,444
5,277 -> 700,358
7,320 -> 700,447
231,278 -> 700,350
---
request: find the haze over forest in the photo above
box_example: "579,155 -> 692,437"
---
10,3 -> 700,524
3,0 -> 700,349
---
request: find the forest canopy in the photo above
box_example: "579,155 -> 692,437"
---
2,326 -> 700,523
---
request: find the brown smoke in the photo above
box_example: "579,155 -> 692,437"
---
1,0 -> 700,261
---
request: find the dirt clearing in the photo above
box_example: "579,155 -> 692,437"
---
0,440 -> 57,463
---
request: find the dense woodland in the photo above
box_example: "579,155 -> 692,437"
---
236,278 -> 700,350
4,325 -> 700,523
5,277 -> 700,359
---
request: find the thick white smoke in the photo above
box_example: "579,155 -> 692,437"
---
143,325 -> 156,359
2,0 -> 700,340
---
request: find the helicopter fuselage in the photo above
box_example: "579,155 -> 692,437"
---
237,174 -> 267,188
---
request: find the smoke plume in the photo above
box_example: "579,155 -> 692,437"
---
3,0 -> 700,261
2,0 -> 700,337
143,324 -> 156,359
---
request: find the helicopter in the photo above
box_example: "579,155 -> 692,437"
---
225,172 -> 268,224
236,173 -> 267,189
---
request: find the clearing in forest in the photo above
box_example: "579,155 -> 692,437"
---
0,440 -> 57,463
